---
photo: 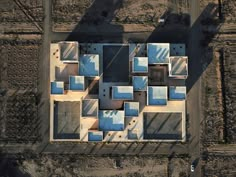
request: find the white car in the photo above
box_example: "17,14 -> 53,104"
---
158,18 -> 165,23
191,164 -> 195,172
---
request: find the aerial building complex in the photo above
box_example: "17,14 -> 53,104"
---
50,42 -> 188,142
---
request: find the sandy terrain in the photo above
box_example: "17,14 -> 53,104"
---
200,0 -> 236,145
0,38 -> 41,143
201,49 -> 224,145
0,155 -> 191,177
51,0 -> 190,32
202,153 -> 236,177
0,0 -> 43,33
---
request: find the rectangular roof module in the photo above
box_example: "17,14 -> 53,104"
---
99,110 -> 124,131
88,131 -> 103,141
147,86 -> 168,105
59,41 -> 79,63
170,44 -> 186,56
124,102 -> 139,117
82,99 -> 98,117
133,76 -> 148,91
53,101 -> 80,139
79,54 -> 99,77
112,86 -> 133,100
147,43 -> 170,64
169,86 -> 186,100
69,75 -> 85,91
51,81 -> 64,94
169,56 -> 188,79
132,57 -> 148,73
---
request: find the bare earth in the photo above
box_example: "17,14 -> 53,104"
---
3,155 -> 190,177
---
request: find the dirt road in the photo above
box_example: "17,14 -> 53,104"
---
187,0 -> 202,176
190,0 -> 200,26
37,0 -> 51,152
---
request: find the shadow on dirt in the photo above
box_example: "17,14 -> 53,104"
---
0,155 -> 31,177
186,2 -> 223,92
65,0 -> 124,43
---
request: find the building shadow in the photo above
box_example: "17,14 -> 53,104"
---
64,0 -> 124,43
0,155 -> 31,177
145,3 -> 222,92
146,10 -> 190,43
186,3 -> 222,92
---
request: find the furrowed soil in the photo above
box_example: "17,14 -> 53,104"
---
51,0 -> 190,32
0,154 -> 190,177
0,0 -> 43,33
0,38 -> 42,143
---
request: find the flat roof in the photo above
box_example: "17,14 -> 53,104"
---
59,41 -> 78,62
147,86 -> 168,105
88,131 -> 103,141
51,81 -> 64,94
132,57 -> 148,73
170,44 -> 186,56
124,102 -> 139,117
55,63 -> 78,83
169,57 -> 188,77
143,112 -> 182,140
133,76 -> 148,91
69,75 -> 85,91
53,101 -> 80,139
112,86 -> 133,100
103,45 -> 129,82
169,86 -> 186,100
99,110 -> 124,131
82,99 -> 98,117
147,43 -> 170,64
79,54 -> 99,77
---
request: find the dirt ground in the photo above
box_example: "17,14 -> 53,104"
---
200,0 -> 236,176
0,0 -> 43,33
169,158 -> 190,177
0,155 -> 190,177
201,49 -> 224,145
223,41 -> 236,143
0,37 -> 41,143
52,0 -> 190,32
52,0 -> 167,24
219,0 -> 236,142
200,0 -> 236,145
202,153 -> 236,177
